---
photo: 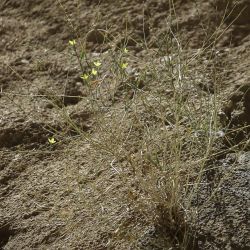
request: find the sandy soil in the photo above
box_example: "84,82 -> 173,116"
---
0,0 -> 249,249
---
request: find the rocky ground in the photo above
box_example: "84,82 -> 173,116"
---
0,0 -> 249,249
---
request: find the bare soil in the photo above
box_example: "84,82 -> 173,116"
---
0,0 -> 249,249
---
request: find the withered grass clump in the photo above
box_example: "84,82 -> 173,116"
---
18,1 -> 246,248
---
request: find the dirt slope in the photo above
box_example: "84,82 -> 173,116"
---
0,0 -> 249,249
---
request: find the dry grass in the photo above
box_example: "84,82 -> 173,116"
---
2,0 -> 248,249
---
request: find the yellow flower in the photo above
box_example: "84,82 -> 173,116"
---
69,39 -> 76,46
91,68 -> 98,75
124,48 -> 128,53
93,61 -> 102,67
81,74 -> 89,80
48,137 -> 56,144
121,62 -> 128,69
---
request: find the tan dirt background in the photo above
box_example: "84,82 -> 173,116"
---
0,0 -> 249,249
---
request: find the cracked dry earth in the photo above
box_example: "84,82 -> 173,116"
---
0,0 -> 249,249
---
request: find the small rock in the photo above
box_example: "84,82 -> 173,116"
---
21,59 -> 29,64
86,29 -> 106,44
